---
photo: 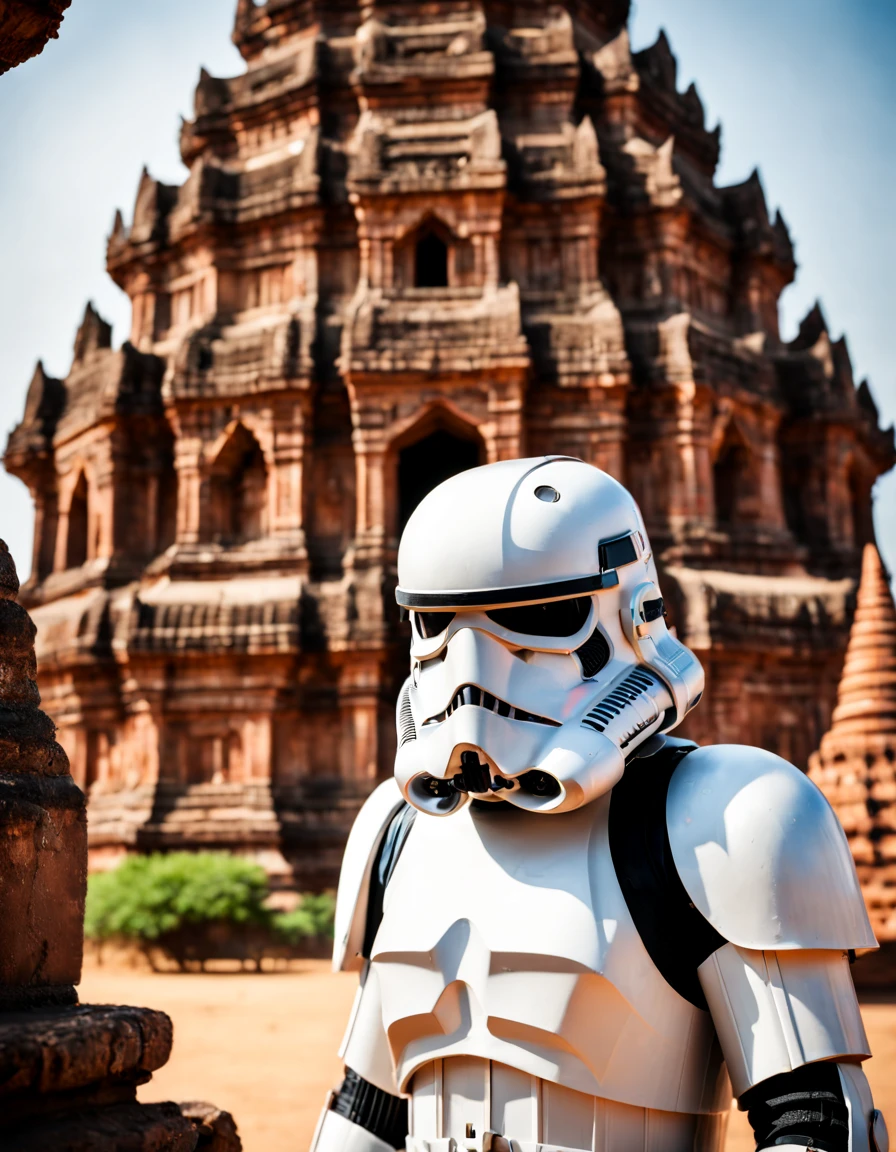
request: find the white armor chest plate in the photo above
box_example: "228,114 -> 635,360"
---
369,795 -> 730,1119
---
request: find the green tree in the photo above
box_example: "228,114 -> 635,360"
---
272,892 -> 336,944
85,853 -> 336,970
85,852 -> 272,942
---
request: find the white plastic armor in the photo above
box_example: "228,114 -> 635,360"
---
333,778 -> 405,973
699,942 -> 870,1097
666,745 -> 877,953
315,459 -> 883,1152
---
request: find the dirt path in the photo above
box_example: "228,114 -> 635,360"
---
80,961 -> 895,1152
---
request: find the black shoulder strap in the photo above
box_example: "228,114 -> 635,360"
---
608,738 -> 725,1009
362,801 -> 416,959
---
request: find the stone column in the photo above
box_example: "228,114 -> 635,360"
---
29,476 -> 59,583
173,433 -> 203,545
0,539 -> 241,1151
484,378 -> 525,461
339,657 -> 383,784
91,441 -> 115,561
53,472 -> 74,573
271,394 -> 312,556
583,383 -> 628,479
350,425 -> 389,567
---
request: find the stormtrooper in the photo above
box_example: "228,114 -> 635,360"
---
312,456 -> 886,1152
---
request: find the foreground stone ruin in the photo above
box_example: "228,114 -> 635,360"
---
5,0 -> 895,887
0,0 -> 72,74
0,539 -> 240,1150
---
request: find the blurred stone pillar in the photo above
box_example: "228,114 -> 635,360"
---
0,539 -> 241,1151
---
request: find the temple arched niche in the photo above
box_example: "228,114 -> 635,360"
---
415,228 -> 448,288
182,725 -> 238,785
208,422 -> 269,545
65,470 -> 89,569
712,420 -> 761,527
394,215 -> 456,291
391,408 -> 485,536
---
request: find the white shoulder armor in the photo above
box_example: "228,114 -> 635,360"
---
666,744 -> 877,952
332,777 -> 404,972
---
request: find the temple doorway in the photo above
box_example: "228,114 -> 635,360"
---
209,424 -> 268,545
398,428 -> 482,532
713,426 -> 755,527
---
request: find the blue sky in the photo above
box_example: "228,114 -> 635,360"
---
0,0 -> 893,579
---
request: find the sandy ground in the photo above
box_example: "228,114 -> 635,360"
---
80,961 -> 896,1152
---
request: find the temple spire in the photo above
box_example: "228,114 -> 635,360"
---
826,543 -> 896,737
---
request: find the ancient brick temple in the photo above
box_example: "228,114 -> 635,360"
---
6,0 -> 894,887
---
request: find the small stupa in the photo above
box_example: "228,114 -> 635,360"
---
809,542 -> 896,985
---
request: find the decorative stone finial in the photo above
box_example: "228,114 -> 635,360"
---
826,544 -> 896,738
72,301 -> 113,365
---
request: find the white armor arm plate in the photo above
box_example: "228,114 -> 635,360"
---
840,1063 -> 888,1152
339,962 -> 397,1096
699,944 -> 886,1151
333,778 -> 404,972
698,942 -> 870,1097
667,744 -> 877,951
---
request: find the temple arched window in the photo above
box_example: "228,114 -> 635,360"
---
397,426 -> 483,533
713,426 -> 756,528
66,471 -> 89,568
209,424 -> 268,545
415,228 -> 449,288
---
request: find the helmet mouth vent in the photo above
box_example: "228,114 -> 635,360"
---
580,667 -> 660,742
423,684 -> 560,727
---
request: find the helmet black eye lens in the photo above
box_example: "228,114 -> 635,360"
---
414,610 -> 456,638
486,597 -> 591,637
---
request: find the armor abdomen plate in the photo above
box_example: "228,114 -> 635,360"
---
369,796 -> 731,1117
407,1057 -> 729,1152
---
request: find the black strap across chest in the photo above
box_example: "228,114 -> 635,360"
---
362,801 -> 417,959
608,737 -> 725,1010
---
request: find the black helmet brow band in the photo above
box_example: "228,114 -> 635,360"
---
395,570 -> 619,611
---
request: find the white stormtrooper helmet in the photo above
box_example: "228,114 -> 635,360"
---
394,456 -> 704,816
